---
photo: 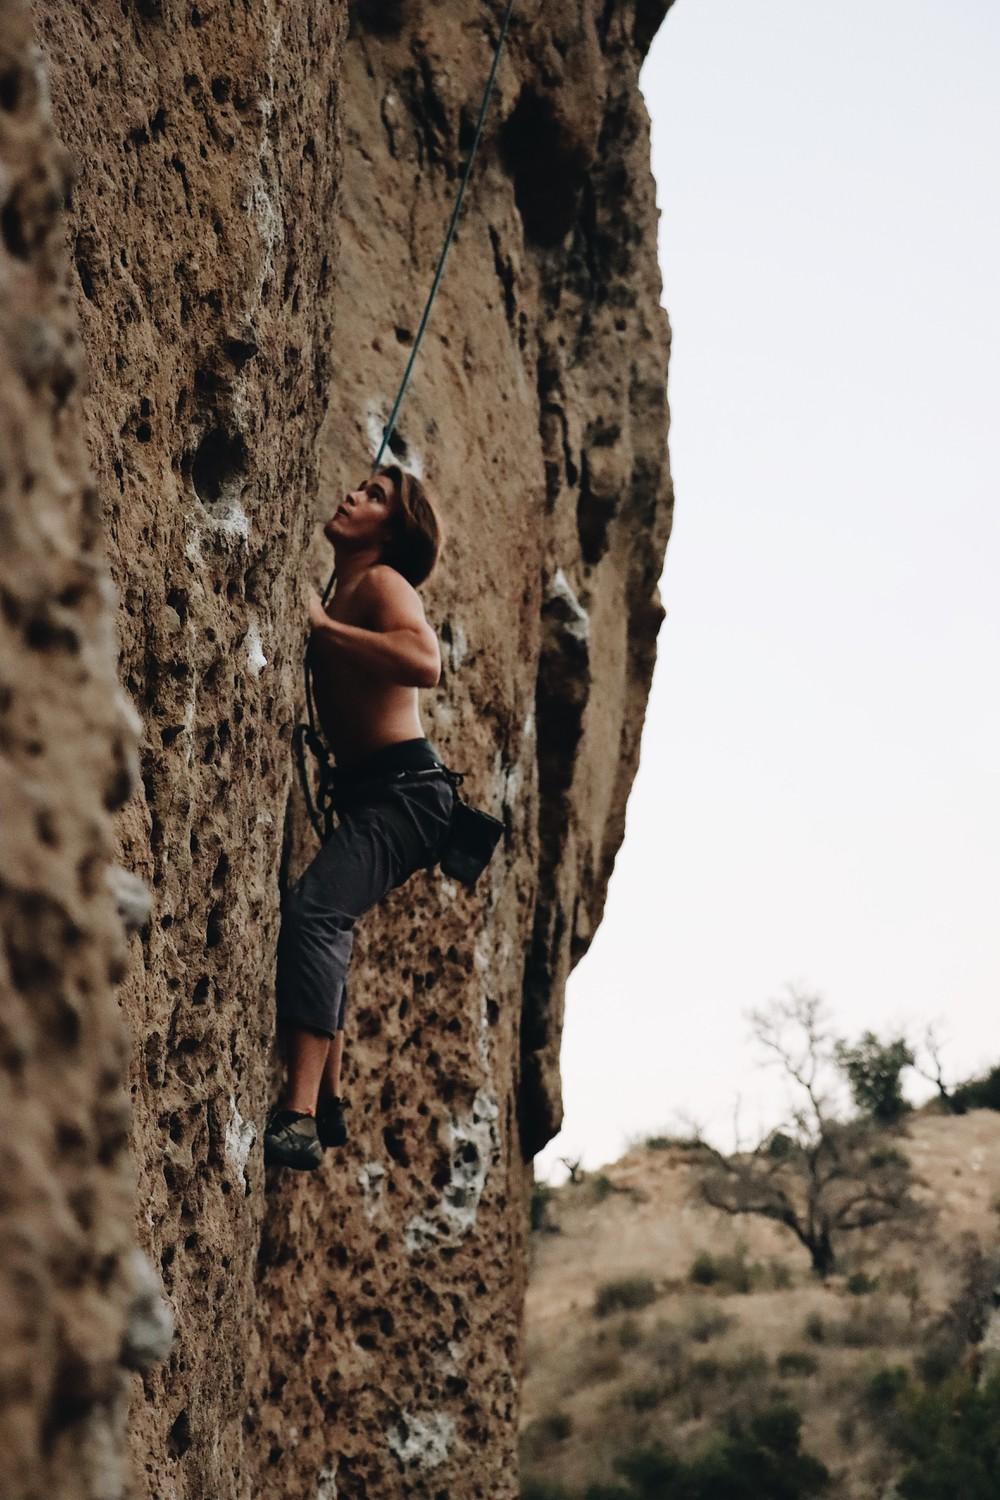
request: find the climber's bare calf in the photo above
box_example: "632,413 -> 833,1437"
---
266,466 -> 452,1171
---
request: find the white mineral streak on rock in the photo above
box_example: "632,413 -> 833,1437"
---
404,1089 -> 500,1251
478,992 -> 492,1069
245,618 -> 268,676
204,499 -> 250,541
442,1090 -> 499,1233
446,621 -> 469,671
547,566 -> 590,641
160,604 -> 182,636
249,20 -> 284,302
358,1161 -> 386,1222
225,1096 -> 256,1180
387,1412 -> 455,1470
403,1215 -> 440,1254
104,864 -> 153,935
404,446 -> 424,480
502,758 -> 523,807
184,527 -> 203,566
366,403 -> 385,457
433,698 -> 456,734
316,1465 -> 338,1499
120,1249 -> 175,1371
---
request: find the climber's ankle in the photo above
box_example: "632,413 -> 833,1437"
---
283,1100 -> 315,1117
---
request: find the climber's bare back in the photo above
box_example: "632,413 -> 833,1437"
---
310,565 -> 432,770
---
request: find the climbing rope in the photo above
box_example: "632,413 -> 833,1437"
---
295,0 -> 517,841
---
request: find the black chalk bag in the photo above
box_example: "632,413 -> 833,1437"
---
438,777 -> 504,889
389,765 -> 504,888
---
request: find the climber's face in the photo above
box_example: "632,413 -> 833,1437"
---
324,474 -> 397,550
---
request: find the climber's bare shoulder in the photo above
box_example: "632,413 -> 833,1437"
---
354,564 -> 431,632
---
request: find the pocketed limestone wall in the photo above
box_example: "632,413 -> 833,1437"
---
1,1 -> 674,1496
0,3 -> 165,1494
30,1 -> 347,1494
261,4 -> 673,1495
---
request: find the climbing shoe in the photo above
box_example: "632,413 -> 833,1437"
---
316,1097 -> 349,1149
263,1109 -> 323,1170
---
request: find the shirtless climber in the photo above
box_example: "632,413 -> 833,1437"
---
264,465 -> 454,1170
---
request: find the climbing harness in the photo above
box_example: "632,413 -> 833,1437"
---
293,1 -> 516,860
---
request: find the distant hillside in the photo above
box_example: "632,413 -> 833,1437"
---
521,1109 -> 1000,1498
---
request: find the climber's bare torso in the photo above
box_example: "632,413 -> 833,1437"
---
309,573 -> 420,766
307,473 -> 441,768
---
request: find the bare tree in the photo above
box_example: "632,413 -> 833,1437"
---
693,989 -> 927,1277
558,1155 -> 584,1185
913,1024 -> 967,1115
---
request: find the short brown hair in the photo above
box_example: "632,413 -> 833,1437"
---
377,464 -> 442,587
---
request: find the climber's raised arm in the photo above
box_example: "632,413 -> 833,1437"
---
307,569 -> 440,688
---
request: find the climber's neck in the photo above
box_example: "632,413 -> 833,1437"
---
330,541 -> 384,594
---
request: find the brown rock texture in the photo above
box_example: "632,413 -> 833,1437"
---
0,2 -> 152,1494
2,0 -> 674,1496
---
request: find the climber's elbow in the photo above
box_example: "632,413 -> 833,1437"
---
415,653 -> 441,690
415,638 -> 441,689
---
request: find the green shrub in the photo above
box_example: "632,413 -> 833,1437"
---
846,1271 -> 878,1296
916,1341 -> 959,1386
688,1246 -> 756,1294
541,1410 -> 573,1442
690,1355 -> 722,1382
527,1405 -> 831,1499
836,1411 -> 857,1446
868,1145 -> 909,1170
591,1174 -> 615,1202
686,1304 -> 734,1343
953,1064 -> 1000,1113
531,1182 -> 555,1232
621,1380 -> 671,1413
594,1276 -> 658,1318
804,1312 -> 826,1344
864,1365 -> 909,1412
522,1409 -> 573,1458
611,1445 -> 682,1495
608,1403 -> 829,1498
522,1482 -> 574,1500
893,1370 -> 1000,1499
690,1250 -> 718,1286
617,1317 -> 643,1350
642,1133 -> 704,1152
722,1346 -> 769,1387
835,1031 -> 914,1124
777,1351 -> 820,1378
576,1341 -> 624,1387
769,1260 -> 794,1290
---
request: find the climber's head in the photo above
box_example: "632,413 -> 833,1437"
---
325,464 -> 442,587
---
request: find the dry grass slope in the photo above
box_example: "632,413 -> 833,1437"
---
522,1110 -> 1000,1499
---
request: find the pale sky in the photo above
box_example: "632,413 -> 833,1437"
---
537,0 -> 1000,1180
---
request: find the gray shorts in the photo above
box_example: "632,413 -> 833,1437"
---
275,740 -> 454,1036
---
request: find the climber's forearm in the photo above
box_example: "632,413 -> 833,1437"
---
311,616 -> 440,688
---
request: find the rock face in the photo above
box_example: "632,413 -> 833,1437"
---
0,3 -> 153,1494
2,0 -> 673,1496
